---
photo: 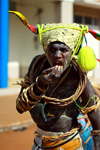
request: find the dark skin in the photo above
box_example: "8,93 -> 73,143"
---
18,41 -> 100,149
30,42 -> 80,132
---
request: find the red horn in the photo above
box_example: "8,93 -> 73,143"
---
8,11 -> 39,34
29,24 -> 38,34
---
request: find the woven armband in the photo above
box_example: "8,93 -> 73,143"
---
91,130 -> 100,136
81,95 -> 100,114
16,95 -> 34,112
19,84 -> 41,111
29,81 -> 49,100
19,80 -> 49,111
22,80 -> 48,103
16,97 -> 27,112
20,88 -> 37,111
35,76 -> 49,92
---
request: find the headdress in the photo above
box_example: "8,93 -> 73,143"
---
8,11 -> 100,72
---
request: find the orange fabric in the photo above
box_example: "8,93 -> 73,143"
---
42,137 -> 81,150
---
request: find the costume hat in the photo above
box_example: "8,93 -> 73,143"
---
8,11 -> 100,72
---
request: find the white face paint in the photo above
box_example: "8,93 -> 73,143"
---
46,42 -> 72,72
63,58 -> 71,71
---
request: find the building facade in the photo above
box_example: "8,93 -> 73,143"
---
0,0 -> 100,87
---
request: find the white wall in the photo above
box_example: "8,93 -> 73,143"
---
60,1 -> 73,23
9,1 -> 55,77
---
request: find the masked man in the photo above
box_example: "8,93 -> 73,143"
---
9,11 -> 100,150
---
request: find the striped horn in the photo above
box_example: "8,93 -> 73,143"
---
8,10 -> 38,34
89,29 -> 100,41
89,28 -> 100,63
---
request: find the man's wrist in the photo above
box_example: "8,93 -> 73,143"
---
36,76 -> 49,91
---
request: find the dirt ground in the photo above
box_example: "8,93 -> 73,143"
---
0,124 -> 36,150
0,94 -> 36,150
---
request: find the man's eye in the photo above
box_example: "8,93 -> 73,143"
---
60,48 -> 67,52
50,49 -> 55,52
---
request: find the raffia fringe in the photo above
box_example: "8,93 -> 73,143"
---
35,127 -> 80,141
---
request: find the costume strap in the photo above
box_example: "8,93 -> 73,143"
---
68,25 -> 89,59
37,24 -> 66,47
37,24 -> 44,45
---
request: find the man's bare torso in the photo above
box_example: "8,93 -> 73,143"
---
30,64 -> 80,132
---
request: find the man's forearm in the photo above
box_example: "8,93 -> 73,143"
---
16,76 -> 49,113
93,135 -> 100,150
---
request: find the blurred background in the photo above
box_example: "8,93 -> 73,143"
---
0,0 -> 100,149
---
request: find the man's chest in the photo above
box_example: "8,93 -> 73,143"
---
46,76 -> 79,99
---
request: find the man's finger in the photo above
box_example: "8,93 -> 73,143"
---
42,67 -> 55,75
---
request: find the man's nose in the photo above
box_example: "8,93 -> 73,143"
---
54,50 -> 62,58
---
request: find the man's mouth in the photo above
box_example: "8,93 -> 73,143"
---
54,61 -> 63,66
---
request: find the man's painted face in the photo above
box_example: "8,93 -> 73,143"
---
45,41 -> 72,71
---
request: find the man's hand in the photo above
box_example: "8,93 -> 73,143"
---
38,65 -> 63,89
